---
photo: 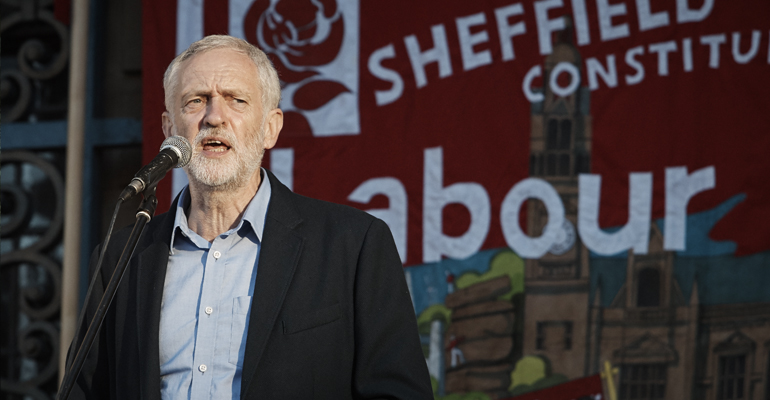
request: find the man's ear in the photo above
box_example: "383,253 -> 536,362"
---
162,111 -> 173,139
263,108 -> 284,150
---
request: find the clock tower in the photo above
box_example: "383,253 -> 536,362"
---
522,24 -> 594,378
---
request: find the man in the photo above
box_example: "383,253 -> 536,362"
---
68,35 -> 432,399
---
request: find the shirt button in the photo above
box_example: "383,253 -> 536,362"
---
213,250 -> 221,259
199,364 -> 207,372
205,306 -> 213,315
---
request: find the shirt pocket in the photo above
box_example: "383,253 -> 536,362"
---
229,295 -> 251,366
282,303 -> 341,336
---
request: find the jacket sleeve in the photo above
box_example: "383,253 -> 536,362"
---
62,245 -> 112,400
352,218 -> 433,399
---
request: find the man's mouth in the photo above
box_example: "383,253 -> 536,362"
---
201,138 -> 231,153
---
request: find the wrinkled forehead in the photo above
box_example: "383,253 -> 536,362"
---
183,49 -> 258,79
172,49 -> 262,98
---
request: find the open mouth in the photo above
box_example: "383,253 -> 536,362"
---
201,138 -> 231,153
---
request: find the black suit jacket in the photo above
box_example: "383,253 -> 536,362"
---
69,170 -> 432,399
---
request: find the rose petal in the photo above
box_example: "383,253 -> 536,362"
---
281,111 -> 313,137
275,1 -> 317,28
284,15 -> 344,67
293,80 -> 349,111
319,0 -> 338,18
271,55 -> 319,84
244,0 -> 271,46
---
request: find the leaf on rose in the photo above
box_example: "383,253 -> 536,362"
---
293,80 -> 349,111
281,111 -> 314,137
243,0 -> 270,46
270,55 -> 318,84
319,0 -> 338,19
284,15 -> 344,67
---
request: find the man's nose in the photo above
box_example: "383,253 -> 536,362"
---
203,97 -> 226,127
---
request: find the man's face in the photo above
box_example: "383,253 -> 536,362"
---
163,48 -> 280,191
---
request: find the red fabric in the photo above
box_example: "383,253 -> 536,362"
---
143,0 -> 770,260
501,374 -> 603,400
204,0 -> 229,36
54,0 -> 70,26
141,0 -> 177,212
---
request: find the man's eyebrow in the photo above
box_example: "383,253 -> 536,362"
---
180,89 -> 209,98
220,88 -> 251,99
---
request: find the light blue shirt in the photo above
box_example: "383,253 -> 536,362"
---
159,171 -> 271,400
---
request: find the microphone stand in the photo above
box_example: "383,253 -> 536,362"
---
57,187 -> 159,400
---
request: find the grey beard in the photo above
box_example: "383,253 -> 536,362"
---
185,126 -> 265,192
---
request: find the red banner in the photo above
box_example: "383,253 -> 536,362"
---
143,1 -> 770,398
502,374 -> 604,400
143,0 -> 770,265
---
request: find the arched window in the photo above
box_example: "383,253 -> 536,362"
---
547,119 -> 559,149
559,119 -> 572,149
637,268 -> 660,307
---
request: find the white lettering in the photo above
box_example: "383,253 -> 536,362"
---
500,178 -> 565,259
368,44 -> 404,106
636,0 -> 670,31
682,37 -> 693,72
270,148 -> 294,191
495,3 -> 527,61
423,147 -> 491,263
404,24 -> 453,89
700,34 -> 726,69
523,65 -> 545,102
625,46 -> 645,85
586,55 -> 618,90
550,62 -> 581,97
664,166 -> 716,251
597,0 -> 630,41
571,0 -> 591,45
676,0 -> 714,23
456,12 -> 493,71
649,41 -> 677,76
578,173 -> 653,255
534,0 -> 566,55
732,30 -> 761,64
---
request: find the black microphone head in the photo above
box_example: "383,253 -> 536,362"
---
160,136 -> 192,168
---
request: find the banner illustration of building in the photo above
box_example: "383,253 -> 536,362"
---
142,0 -> 770,398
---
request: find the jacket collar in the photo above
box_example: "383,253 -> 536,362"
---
131,170 -> 304,399
240,169 -> 305,398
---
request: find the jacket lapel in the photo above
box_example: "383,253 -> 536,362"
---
241,171 -> 304,397
135,198 -> 177,400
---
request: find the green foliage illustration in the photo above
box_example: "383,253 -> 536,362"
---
417,303 -> 452,336
455,249 -> 524,301
508,355 -> 568,395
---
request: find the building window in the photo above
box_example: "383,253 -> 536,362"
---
547,119 -> 559,149
559,119 -> 572,149
619,364 -> 666,400
558,154 -> 570,175
536,322 -> 546,350
536,321 -> 573,351
545,118 -> 575,176
637,267 -> 661,307
765,351 -> 769,400
575,152 -> 590,173
718,354 -> 746,400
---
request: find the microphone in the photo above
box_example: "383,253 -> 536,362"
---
119,136 -> 192,201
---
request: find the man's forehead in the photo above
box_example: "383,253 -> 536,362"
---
176,49 -> 260,91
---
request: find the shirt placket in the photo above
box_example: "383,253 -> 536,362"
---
189,236 -> 229,399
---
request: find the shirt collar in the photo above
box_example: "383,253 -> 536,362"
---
170,168 -> 272,252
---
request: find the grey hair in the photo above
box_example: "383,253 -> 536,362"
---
162,35 -> 281,115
